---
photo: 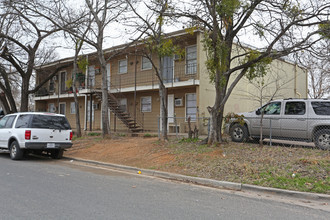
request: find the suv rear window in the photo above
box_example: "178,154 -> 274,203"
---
31,115 -> 71,130
311,102 -> 330,115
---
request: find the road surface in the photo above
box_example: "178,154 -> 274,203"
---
0,152 -> 329,219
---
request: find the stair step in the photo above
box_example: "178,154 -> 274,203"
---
95,92 -> 144,133
131,128 -> 143,132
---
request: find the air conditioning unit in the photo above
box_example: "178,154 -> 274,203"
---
175,98 -> 183,106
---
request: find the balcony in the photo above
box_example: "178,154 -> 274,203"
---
82,63 -> 199,94
35,63 -> 199,99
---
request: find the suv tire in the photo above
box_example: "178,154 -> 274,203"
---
10,141 -> 24,160
51,149 -> 64,159
230,124 -> 248,142
314,129 -> 330,150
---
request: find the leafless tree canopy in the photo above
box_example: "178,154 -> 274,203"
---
0,0 -> 76,111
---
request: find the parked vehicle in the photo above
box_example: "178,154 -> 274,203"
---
0,112 -> 73,160
224,99 -> 330,150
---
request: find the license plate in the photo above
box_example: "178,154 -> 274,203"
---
47,143 -> 56,148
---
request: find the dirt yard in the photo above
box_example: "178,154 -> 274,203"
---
65,135 -> 330,194
65,136 -> 175,169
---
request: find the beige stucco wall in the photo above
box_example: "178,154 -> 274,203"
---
197,31 -> 308,117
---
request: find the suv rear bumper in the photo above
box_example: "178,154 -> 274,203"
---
24,142 -> 72,149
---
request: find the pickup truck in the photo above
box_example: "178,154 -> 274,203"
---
225,99 -> 330,150
0,112 -> 73,160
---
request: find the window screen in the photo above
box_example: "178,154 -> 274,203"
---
119,59 -> 127,74
141,97 -> 151,112
186,45 -> 197,74
186,93 -> 197,121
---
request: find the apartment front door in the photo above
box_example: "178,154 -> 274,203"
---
59,103 -> 66,115
162,56 -> 173,83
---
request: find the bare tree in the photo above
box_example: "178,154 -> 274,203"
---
48,0 -> 129,137
126,0 -> 183,140
0,0 -> 77,112
296,40 -> 330,98
171,0 -> 330,144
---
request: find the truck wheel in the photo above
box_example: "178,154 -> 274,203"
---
230,124 -> 248,142
51,149 -> 64,159
9,141 -> 24,160
314,129 -> 330,150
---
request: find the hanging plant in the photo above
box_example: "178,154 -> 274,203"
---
77,56 -> 89,73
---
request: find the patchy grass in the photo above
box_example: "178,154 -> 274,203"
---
87,132 -> 101,137
160,139 -> 330,194
69,135 -> 329,194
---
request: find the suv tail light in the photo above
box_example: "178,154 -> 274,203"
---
25,130 -> 31,140
70,132 -> 73,140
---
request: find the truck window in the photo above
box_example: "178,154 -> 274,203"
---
15,114 -> 32,128
285,102 -> 306,115
262,102 -> 281,115
4,116 -> 16,128
311,102 -> 330,115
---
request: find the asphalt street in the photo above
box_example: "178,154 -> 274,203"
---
0,152 -> 329,220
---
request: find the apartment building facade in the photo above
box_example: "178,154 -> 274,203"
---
34,29 -> 307,134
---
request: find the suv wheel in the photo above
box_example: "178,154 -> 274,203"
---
314,129 -> 330,150
51,149 -> 64,159
10,141 -> 24,160
230,124 -> 248,142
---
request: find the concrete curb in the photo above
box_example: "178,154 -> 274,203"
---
64,157 -> 330,202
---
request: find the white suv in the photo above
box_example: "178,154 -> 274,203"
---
0,112 -> 73,160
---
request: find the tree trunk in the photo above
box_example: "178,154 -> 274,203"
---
0,92 -> 11,113
159,83 -> 168,140
97,49 -> 110,138
20,77 -> 30,112
72,56 -> 82,138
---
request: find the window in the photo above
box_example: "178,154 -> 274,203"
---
1,116 -> 16,128
49,103 -> 56,113
49,77 -> 55,92
186,45 -> 197,74
142,56 -> 152,70
261,102 -> 281,115
141,96 -> 151,112
15,115 -> 32,128
118,98 -> 127,112
312,102 -> 330,115
70,102 -> 76,114
31,115 -> 71,129
88,66 -> 95,87
119,59 -> 127,74
0,116 -> 8,128
60,71 -> 66,93
285,102 -> 306,115
186,93 -> 197,121
59,103 -> 66,115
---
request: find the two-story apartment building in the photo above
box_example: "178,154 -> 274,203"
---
34,29 -> 307,134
